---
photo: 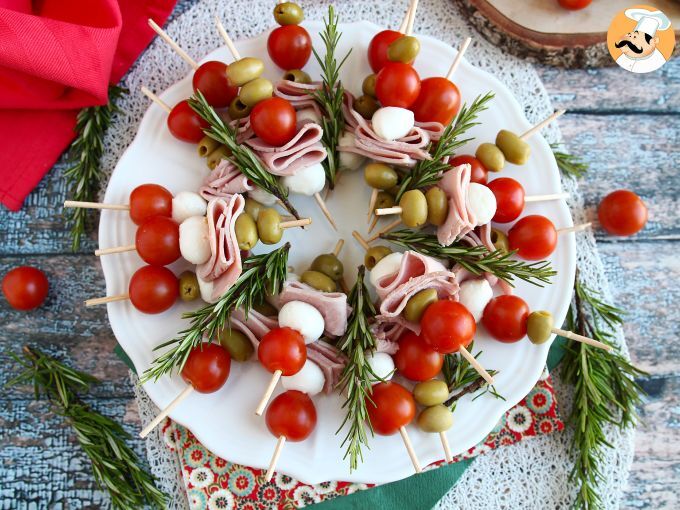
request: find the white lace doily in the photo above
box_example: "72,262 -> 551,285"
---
103,1 -> 636,508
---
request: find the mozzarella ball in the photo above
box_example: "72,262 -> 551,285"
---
172,191 -> 207,224
467,182 -> 497,226
372,107 -> 414,141
366,351 -> 395,382
179,216 -> 211,265
338,131 -> 365,170
458,279 -> 493,322
286,272 -> 301,283
249,187 -> 277,205
278,300 -> 325,343
281,359 -> 325,395
297,107 -> 322,124
282,163 -> 326,196
369,252 -> 404,288
197,274 -> 217,304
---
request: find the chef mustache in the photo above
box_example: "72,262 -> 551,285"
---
615,39 -> 644,54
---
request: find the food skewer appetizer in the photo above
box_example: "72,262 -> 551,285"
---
140,86 -> 209,143
487,177 -> 569,223
413,380 -> 454,463
507,214 -> 591,260
268,2 -> 312,70
366,0 -> 420,73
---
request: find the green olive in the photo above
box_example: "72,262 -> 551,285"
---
490,228 -> 510,253
217,328 -> 254,362
311,254 -> 344,281
283,69 -> 311,84
253,300 -> 278,317
387,35 -> 420,64
425,187 -> 449,226
353,94 -> 380,120
364,246 -> 392,270
364,163 -> 398,190
257,208 -> 283,245
235,213 -> 259,250
244,198 -> 264,221
362,74 -> 377,98
226,57 -> 264,87
178,271 -> 199,302
417,405 -> 454,433
399,189 -> 428,228
300,270 -> 337,292
197,135 -> 220,157
475,143 -> 505,172
496,129 -> 530,165
527,310 -> 554,345
206,145 -> 231,170
375,191 -> 395,210
273,2 -> 304,25
413,380 -> 449,406
238,77 -> 274,107
403,288 -> 438,323
228,97 -> 251,120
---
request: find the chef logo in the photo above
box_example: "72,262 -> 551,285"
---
607,5 -> 674,74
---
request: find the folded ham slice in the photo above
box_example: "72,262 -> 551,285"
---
274,79 -> 323,117
228,307 -> 279,354
414,120 -> 445,142
437,163 -> 477,246
373,250 -> 447,302
277,280 -> 350,337
230,117 -> 254,143
341,91 -> 360,132
370,321 -> 404,353
307,340 -> 347,394
200,160 -> 253,201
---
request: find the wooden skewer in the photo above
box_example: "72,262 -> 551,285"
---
398,0 -> 415,33
141,86 -> 172,113
557,222 -> 592,235
368,218 -> 401,242
215,16 -> 241,60
64,200 -> 130,211
367,214 -> 380,234
265,435 -> 286,482
524,192 -> 569,203
553,328 -> 612,351
85,294 -> 129,307
95,245 -> 136,257
440,432 -> 453,463
375,206 -> 402,216
255,370 -> 282,416
367,189 -> 379,223
352,230 -> 371,252
148,19 -> 198,69
405,0 -> 419,36
314,193 -> 338,231
333,239 -> 345,257
446,37 -> 471,81
520,110 -> 566,141
140,385 -> 194,438
399,426 -> 422,473
459,346 -> 494,385
280,218 -> 312,229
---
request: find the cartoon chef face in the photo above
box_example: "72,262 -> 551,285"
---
615,30 -> 659,59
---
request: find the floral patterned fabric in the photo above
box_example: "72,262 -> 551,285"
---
163,369 -> 563,509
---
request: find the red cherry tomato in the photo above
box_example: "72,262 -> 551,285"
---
135,216 -> 180,266
482,295 -> 530,343
181,343 -> 231,393
2,266 -> 48,311
267,25 -> 312,70
410,77 -> 461,126
258,327 -> 306,376
366,382 -> 416,436
420,300 -> 476,354
368,30 -> 403,73
266,390 -> 317,441
598,190 -> 648,237
167,100 -> 209,143
128,265 -> 178,314
449,155 -> 488,185
557,0 -> 592,10
192,61 -> 238,108
250,97 -> 297,146
375,63 -> 421,108
394,331 -> 444,381
488,178 -> 525,223
129,184 -> 173,225
508,215 -> 557,260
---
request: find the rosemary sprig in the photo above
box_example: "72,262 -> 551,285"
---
188,92 -> 299,219
442,344 -> 502,410
311,5 -> 350,188
395,92 -> 494,201
381,229 -> 556,287
64,85 -> 126,251
551,142 -> 588,179
6,346 -> 166,509
142,244 -> 290,383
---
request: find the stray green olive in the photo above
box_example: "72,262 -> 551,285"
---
273,2 -> 304,25
226,57 -> 264,87
387,35 -> 420,64
244,198 -> 264,221
417,405 -> 454,433
362,74 -> 377,98
364,163 -> 399,190
364,246 -> 392,270
413,380 -> 449,406
238,77 -> 274,107
354,94 -> 380,120
301,270 -> 337,292
403,288 -> 438,323
425,187 -> 449,226
283,69 -> 311,84
178,271 -> 199,302
217,328 -> 254,362
257,208 -> 283,245
311,254 -> 344,281
527,310 -> 554,345
495,129 -> 530,165
490,228 -> 510,253
475,143 -> 505,172
197,135 -> 220,158
253,300 -> 278,317
206,145 -> 231,170
235,213 -> 259,250
228,97 -> 251,120
375,191 -> 395,210
399,189 -> 428,228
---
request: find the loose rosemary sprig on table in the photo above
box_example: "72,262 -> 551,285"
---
64,85 -> 126,251
6,346 -> 166,509
188,92 -> 300,219
311,5 -> 350,189
142,244 -> 290,383
395,92 -> 494,201
442,344 -> 502,410
381,229 -> 556,287
551,142 -> 589,179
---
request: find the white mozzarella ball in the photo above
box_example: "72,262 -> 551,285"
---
458,279 -> 493,322
286,272 -> 301,283
467,182 -> 497,226
369,252 -> 404,288
281,359 -> 325,396
278,300 -> 325,343
338,131 -> 365,170
297,107 -> 322,124
179,216 -> 211,265
172,191 -> 207,224
249,187 -> 278,205
366,351 -> 395,382
372,107 -> 414,141
197,274 -> 217,304
282,163 -> 326,196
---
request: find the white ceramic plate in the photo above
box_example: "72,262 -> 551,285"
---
100,21 -> 575,485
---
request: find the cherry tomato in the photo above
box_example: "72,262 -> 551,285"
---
250,97 -> 297,146
368,30 -> 403,73
192,61 -> 238,108
598,190 -> 648,237
375,63 -> 421,108
258,327 -> 306,375
420,300 -> 476,354
167,100 -> 209,143
394,331 -> 444,381
266,390 -> 317,441
508,215 -> 557,260
267,25 -> 312,70
181,343 -> 231,393
134,216 -> 180,267
488,178 -> 525,223
129,184 -> 173,225
410,77 -> 461,126
2,266 -> 48,311
366,382 -> 415,436
128,265 -> 178,314
482,295 -> 530,343
449,155 -> 488,185
557,0 -> 592,10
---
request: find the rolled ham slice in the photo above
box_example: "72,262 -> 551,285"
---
415,120 -> 445,142
341,91 -> 360,132
370,322 -> 404,354
229,307 -> 279,354
277,280 -> 350,337
437,163 -> 477,246
373,250 -> 447,302
307,340 -> 347,394
230,117 -> 254,144
200,160 -> 254,201
274,79 -> 323,118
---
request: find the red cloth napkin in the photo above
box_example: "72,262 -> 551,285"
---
0,0 -> 177,211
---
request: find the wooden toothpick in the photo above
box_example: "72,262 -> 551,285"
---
255,370 -> 282,416
520,110 -> 566,141
95,245 -> 136,257
398,0 -> 415,33
352,230 -> 370,252
265,435 -> 287,482
215,16 -> 241,60
557,222 -> 592,235
553,328 -> 612,351
440,432 -> 453,463
64,200 -> 130,211
446,37 -> 471,81
333,239 -> 345,257
459,346 -> 494,385
141,86 -> 172,113
148,19 -> 198,69
280,218 -> 312,229
399,426 -> 422,473
140,385 -> 194,438
524,192 -> 570,203
368,218 -> 401,242
85,294 -> 129,307
314,193 -> 338,231
405,0 -> 419,36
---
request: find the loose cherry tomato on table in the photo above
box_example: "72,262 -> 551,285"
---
192,61 -> 238,108
135,216 -> 181,266
598,190 -> 648,236
482,295 -> 530,343
267,25 -> 312,70
366,381 -> 416,435
167,100 -> 209,143
128,265 -> 178,314
250,97 -> 297,146
449,155 -> 488,185
2,266 -> 48,311
368,30 -> 403,73
410,77 -> 461,126
181,343 -> 231,393
557,0 -> 592,10
258,327 -> 306,375
488,177 -> 525,223
508,215 -> 558,260
420,300 -> 476,354
394,331 -> 444,381
266,390 -> 317,441
129,184 -> 173,225
375,62 -> 421,108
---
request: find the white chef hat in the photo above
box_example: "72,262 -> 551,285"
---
624,8 -> 672,37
